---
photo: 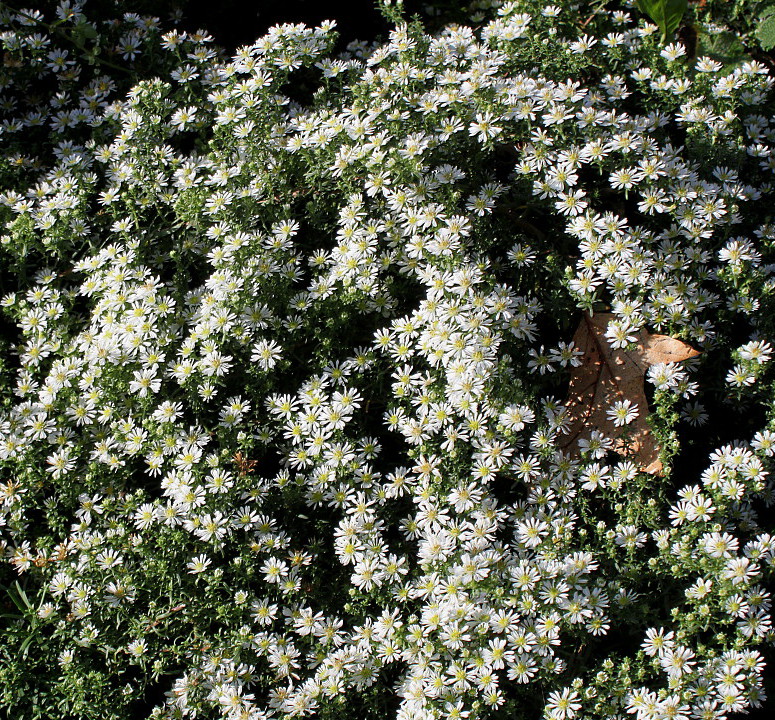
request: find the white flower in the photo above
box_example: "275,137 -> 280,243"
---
614,524 -> 648,549
37,602 -> 56,619
660,42 -> 687,61
170,106 -> 198,130
726,364 -> 756,387
251,339 -> 283,370
701,531 -> 739,559
647,362 -> 685,390
152,400 -> 183,423
609,167 -> 640,190
739,340 -> 772,365
187,554 -> 212,574
468,112 -> 502,142
46,448 -> 75,478
545,688 -> 581,720
659,645 -> 695,678
129,368 -> 161,397
605,320 -> 638,349
133,503 -> 158,530
606,399 -> 639,427
752,429 -> 775,456
127,639 -> 148,657
555,189 -> 588,215
260,557 -> 288,583
569,34 -> 597,53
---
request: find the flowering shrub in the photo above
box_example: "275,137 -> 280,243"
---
0,1 -> 774,719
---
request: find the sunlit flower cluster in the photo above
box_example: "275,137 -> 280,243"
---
0,1 -> 773,720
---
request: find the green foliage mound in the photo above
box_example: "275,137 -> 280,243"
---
0,1 -> 774,719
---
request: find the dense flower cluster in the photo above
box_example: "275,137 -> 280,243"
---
0,1 -> 774,720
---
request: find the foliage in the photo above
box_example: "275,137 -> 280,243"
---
756,4 -> 775,50
0,1 -> 772,720
635,0 -> 687,44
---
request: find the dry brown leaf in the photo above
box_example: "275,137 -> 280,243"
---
559,313 -> 700,475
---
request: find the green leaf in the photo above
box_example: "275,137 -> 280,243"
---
18,633 -> 36,660
761,4 -> 775,20
636,0 -> 688,43
13,581 -> 30,610
71,22 -> 98,42
697,29 -> 747,68
756,12 -> 775,51
1,582 -> 27,614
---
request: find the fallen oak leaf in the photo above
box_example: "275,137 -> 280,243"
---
558,313 -> 700,475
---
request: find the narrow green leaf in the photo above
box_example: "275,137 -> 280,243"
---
18,633 -> 36,659
13,581 -> 31,610
5,590 -> 26,614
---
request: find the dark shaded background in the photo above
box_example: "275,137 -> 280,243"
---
124,0 -> 401,54
133,0 -> 476,54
